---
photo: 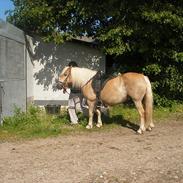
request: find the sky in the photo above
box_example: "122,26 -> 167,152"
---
0,0 -> 14,21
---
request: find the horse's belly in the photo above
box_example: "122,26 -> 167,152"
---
100,84 -> 127,105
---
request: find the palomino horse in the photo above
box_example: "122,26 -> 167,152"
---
58,66 -> 154,134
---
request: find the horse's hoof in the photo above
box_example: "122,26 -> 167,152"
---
150,123 -> 155,128
142,126 -> 146,131
96,123 -> 102,128
86,125 -> 93,129
147,127 -> 152,131
137,129 -> 143,134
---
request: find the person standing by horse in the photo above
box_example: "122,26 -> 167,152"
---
67,61 -> 84,124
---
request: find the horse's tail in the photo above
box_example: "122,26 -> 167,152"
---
143,76 -> 154,129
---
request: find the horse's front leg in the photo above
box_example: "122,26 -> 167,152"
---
86,100 -> 95,129
96,109 -> 102,128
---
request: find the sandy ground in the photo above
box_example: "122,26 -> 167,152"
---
0,118 -> 183,183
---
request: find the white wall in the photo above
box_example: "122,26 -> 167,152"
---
26,37 -> 105,105
26,37 -> 34,103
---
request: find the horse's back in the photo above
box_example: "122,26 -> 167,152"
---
122,72 -> 145,85
100,72 -> 149,105
100,75 -> 128,105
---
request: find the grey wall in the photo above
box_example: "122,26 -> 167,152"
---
0,20 -> 26,118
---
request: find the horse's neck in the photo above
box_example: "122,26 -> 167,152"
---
72,67 -> 97,88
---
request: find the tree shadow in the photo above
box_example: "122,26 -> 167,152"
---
26,36 -> 104,91
102,114 -> 139,132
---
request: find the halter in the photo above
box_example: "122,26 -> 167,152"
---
58,66 -> 72,94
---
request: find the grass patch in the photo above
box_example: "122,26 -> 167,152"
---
0,105 -> 89,141
109,103 -> 183,124
0,103 -> 183,141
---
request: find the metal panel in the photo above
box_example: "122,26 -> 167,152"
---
0,19 -> 25,44
0,81 -> 4,124
2,79 -> 26,116
0,36 -> 6,78
6,39 -> 25,79
0,84 -> 2,113
0,20 -> 26,118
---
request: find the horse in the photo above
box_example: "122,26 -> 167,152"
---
57,66 -> 154,134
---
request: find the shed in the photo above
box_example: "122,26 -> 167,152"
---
0,20 -> 26,123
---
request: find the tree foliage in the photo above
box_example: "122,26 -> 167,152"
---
7,0 -> 183,106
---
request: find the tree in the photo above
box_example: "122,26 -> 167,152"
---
7,0 -> 183,105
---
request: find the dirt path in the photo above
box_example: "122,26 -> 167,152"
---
0,119 -> 183,183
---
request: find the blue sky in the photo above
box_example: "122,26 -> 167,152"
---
0,0 -> 14,20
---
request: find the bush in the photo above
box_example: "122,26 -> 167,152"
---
1,105 -> 88,139
2,105 -> 66,138
111,54 -> 183,107
3,105 -> 40,127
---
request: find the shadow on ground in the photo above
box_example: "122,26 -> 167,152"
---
101,113 -> 139,132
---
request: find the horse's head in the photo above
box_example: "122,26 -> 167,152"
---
57,66 -> 72,92
57,66 -> 97,92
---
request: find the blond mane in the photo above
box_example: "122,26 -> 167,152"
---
71,67 -> 97,88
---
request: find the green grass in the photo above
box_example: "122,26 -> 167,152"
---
0,103 -> 182,141
109,103 -> 183,123
0,105 -> 90,141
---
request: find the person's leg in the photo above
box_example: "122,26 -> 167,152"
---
68,95 -> 78,124
81,97 -> 89,117
74,94 -> 83,113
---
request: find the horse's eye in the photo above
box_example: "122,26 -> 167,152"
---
64,73 -> 67,76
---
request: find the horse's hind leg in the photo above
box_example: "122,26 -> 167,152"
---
96,109 -> 102,128
147,122 -> 155,131
134,100 -> 146,134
